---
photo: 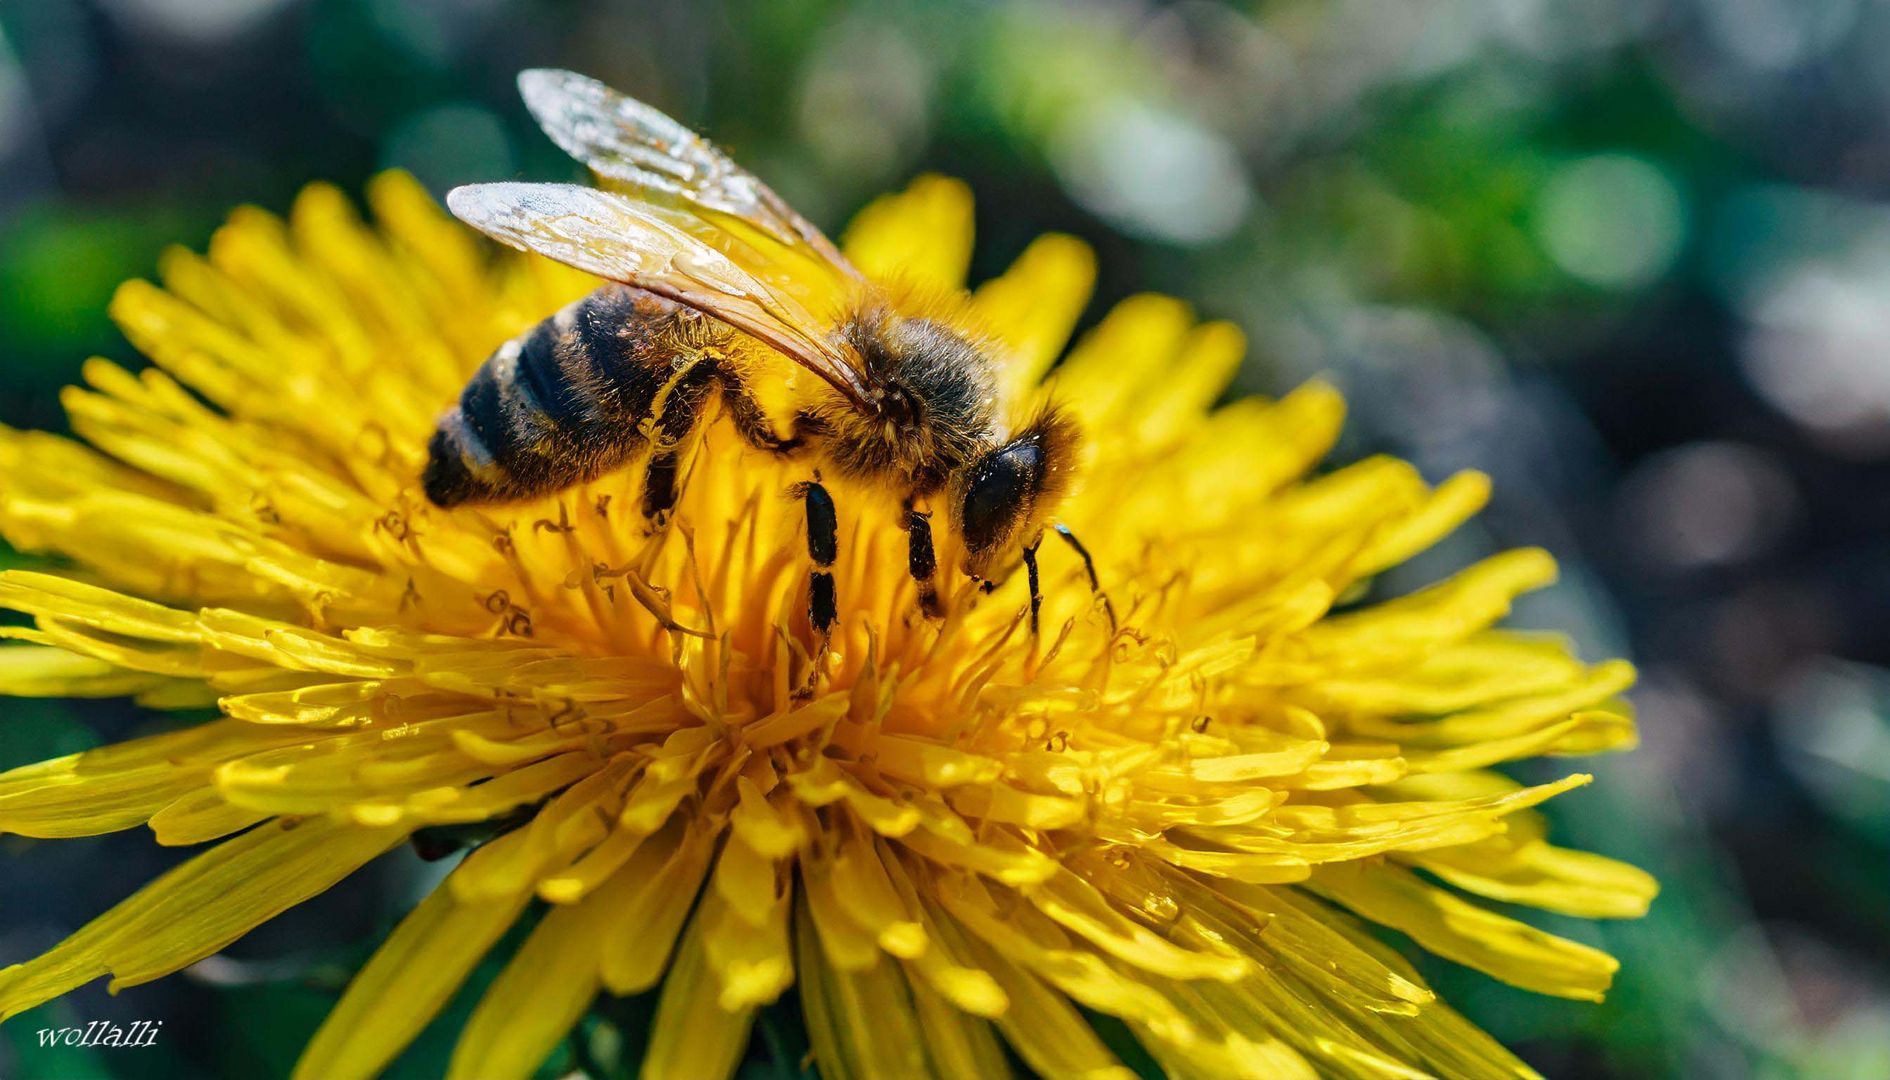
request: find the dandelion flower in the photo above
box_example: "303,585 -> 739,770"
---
0,172 -> 1655,1079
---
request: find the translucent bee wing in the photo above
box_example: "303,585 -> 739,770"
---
518,68 -> 857,275
447,181 -> 873,406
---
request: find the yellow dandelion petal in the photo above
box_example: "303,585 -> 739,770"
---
797,900 -> 934,1078
641,906 -> 758,1080
148,788 -> 270,847
293,867 -> 532,1080
598,820 -> 716,995
787,754 -> 922,836
1410,832 -> 1660,920
0,817 -> 403,1021
903,971 -> 1016,1079
801,854 -> 885,973
446,764 -> 622,901
1137,976 -> 1324,1080
712,819 -> 788,928
0,159 -> 1654,1080
700,875 -> 796,1009
841,173 -> 976,291
937,872 -> 1197,1044
447,864 -> 628,1080
972,232 -> 1097,400
1025,868 -> 1252,983
0,641 -> 174,700
1312,860 -> 1621,1002
827,829 -> 929,959
944,914 -> 1141,1080
1053,293 -> 1196,420
879,847 -> 1010,1017
0,718 -> 308,838
729,775 -> 811,857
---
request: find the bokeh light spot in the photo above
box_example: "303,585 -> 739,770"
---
1774,659 -> 1890,829
797,20 -> 932,183
1700,0 -> 1857,72
0,29 -> 30,161
1741,246 -> 1890,456
1615,441 -> 1796,570
98,0 -> 291,43
1534,153 -> 1686,288
1050,97 -> 1251,246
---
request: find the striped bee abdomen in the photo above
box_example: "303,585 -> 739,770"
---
423,284 -> 725,507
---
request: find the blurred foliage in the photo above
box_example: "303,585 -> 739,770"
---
4,0 -> 1890,1077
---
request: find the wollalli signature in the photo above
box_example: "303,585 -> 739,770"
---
35,1019 -> 162,1048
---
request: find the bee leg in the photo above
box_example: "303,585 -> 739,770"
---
719,376 -> 798,454
1051,523 -> 1118,632
719,375 -> 825,458
789,478 -> 839,692
904,500 -> 943,618
1022,540 -> 1043,636
640,364 -> 715,522
641,453 -> 680,523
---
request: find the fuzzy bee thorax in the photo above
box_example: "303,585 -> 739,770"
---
815,307 -> 1002,492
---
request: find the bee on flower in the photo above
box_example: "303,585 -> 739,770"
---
0,70 -> 1653,1080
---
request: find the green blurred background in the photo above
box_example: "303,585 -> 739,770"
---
3,1 -> 1889,1077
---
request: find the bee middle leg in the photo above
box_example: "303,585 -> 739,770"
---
904,500 -> 944,619
790,477 -> 839,643
639,361 -> 718,522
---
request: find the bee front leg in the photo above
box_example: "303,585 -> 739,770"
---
904,500 -> 943,619
1051,523 -> 1117,632
719,373 -> 820,457
1022,539 -> 1043,636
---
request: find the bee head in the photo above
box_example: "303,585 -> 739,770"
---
952,407 -> 1080,581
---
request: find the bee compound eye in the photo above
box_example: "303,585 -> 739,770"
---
960,437 -> 1045,556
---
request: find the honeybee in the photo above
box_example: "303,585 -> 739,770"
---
426,69 -> 1106,637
